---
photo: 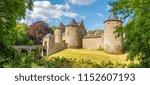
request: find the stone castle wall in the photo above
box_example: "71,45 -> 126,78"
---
47,42 -> 66,56
42,34 -> 66,56
42,34 -> 55,56
82,37 -> 103,50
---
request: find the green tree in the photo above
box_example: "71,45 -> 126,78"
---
49,26 -> 55,35
110,0 -> 150,67
0,0 -> 33,67
14,23 -> 34,45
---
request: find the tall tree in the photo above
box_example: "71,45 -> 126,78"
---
13,23 -> 34,45
28,21 -> 52,44
0,0 -> 33,67
110,0 -> 150,67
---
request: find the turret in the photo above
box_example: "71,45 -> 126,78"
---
65,19 -> 82,48
78,20 -> 87,37
54,22 -> 65,43
103,12 -> 123,54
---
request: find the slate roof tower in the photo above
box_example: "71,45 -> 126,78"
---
103,12 -> 123,54
54,22 -> 65,43
65,19 -> 82,48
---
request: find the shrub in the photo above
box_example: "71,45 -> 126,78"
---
18,52 -> 35,68
47,57 -> 74,68
34,57 -> 127,68
128,63 -> 140,68
101,60 -> 114,68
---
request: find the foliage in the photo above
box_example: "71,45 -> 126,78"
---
28,21 -> 52,44
128,63 -> 140,68
34,46 -> 42,59
0,42 -> 20,67
49,26 -> 56,35
13,23 -> 34,45
18,47 -> 42,68
110,0 -> 150,67
18,52 -> 34,68
35,57 -> 101,68
34,57 -> 126,68
0,44 -> 35,68
51,26 -> 57,30
101,60 -> 126,68
0,0 -> 33,67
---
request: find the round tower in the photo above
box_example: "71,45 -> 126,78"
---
103,12 -> 123,54
54,22 -> 65,43
65,19 -> 82,48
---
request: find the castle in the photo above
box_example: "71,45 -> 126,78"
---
42,12 -> 123,56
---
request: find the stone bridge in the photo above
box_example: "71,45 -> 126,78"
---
12,33 -> 66,57
13,45 -> 42,54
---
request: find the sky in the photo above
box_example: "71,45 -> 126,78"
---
19,0 -> 118,30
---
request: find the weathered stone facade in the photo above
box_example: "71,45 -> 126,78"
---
56,13 -> 122,53
103,13 -> 123,54
43,13 -> 123,56
103,21 -> 123,54
83,38 -> 103,50
83,30 -> 104,50
42,34 -> 66,56
54,23 -> 65,43
55,19 -> 87,48
54,29 -> 63,43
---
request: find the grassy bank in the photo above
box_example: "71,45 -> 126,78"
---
49,49 -> 128,66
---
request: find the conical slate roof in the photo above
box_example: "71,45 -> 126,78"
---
78,20 -> 84,26
57,22 -> 65,28
104,12 -> 122,23
107,12 -> 119,20
68,18 -> 78,25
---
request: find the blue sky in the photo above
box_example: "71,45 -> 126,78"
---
19,0 -> 118,30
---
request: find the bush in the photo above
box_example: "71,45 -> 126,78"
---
33,57 -> 127,68
101,60 -> 114,68
18,52 -> 35,68
47,57 -> 74,68
128,63 -> 140,68
100,60 -> 127,68
33,57 -> 102,68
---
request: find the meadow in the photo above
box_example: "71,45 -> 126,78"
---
48,49 -> 130,68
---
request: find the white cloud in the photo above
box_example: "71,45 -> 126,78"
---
106,5 -> 112,11
19,1 -> 78,25
81,16 -> 85,19
97,13 -> 103,17
64,12 -> 78,17
67,0 -> 96,5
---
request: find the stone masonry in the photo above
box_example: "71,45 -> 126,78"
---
42,12 -> 123,56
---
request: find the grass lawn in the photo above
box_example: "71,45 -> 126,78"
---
49,49 -> 128,64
